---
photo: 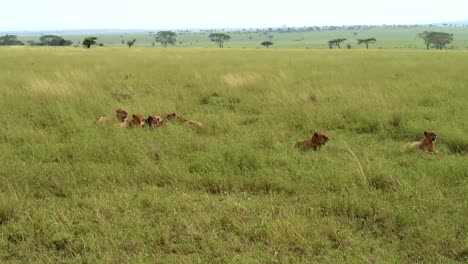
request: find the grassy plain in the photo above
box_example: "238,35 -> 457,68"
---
0,47 -> 467,262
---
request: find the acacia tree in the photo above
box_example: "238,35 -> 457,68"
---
209,33 -> 231,48
0,35 -> 24,46
357,38 -> 376,49
127,39 -> 136,48
155,31 -> 177,47
328,38 -> 347,49
431,32 -> 453,50
39,35 -> 72,46
418,31 -> 432,50
261,41 -> 273,48
82,37 -> 97,48
418,31 -> 453,50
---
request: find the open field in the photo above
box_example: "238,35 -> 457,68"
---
0,47 -> 467,262
12,26 -> 468,49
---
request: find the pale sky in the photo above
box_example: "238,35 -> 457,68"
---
1,0 -> 467,31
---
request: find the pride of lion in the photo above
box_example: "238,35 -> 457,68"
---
98,108 -> 438,154
97,108 -> 204,129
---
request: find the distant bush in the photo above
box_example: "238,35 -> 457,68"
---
82,37 -> 97,48
27,35 -> 72,46
41,35 -> 72,46
0,35 -> 24,46
127,39 -> 136,48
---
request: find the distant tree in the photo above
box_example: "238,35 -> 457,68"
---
82,37 -> 97,48
357,38 -> 376,49
127,39 -> 136,48
328,38 -> 347,49
155,31 -> 177,47
39,35 -> 72,46
0,35 -> 24,46
431,33 -> 453,50
209,33 -> 231,48
261,41 -> 273,48
267,34 -> 274,40
26,40 -> 38,46
346,43 -> 352,49
418,31 -> 453,50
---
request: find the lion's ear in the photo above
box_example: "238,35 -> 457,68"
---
424,131 -> 428,136
313,132 -> 318,137
132,114 -> 137,118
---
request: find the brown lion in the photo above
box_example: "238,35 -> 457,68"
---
295,132 -> 330,151
406,131 -> 438,153
97,108 -> 129,126
146,115 -> 164,128
165,112 -> 203,128
130,114 -> 146,128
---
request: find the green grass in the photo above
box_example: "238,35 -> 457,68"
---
0,47 -> 467,262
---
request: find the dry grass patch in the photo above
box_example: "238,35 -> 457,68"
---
222,72 -> 261,88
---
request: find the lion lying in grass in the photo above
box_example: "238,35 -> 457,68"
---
406,131 -> 438,153
129,114 -> 146,128
165,112 -> 203,128
295,132 -> 330,151
146,115 -> 164,128
97,108 -> 129,127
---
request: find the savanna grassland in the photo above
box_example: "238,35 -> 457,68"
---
0,47 -> 467,263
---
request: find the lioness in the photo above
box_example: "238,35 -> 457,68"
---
406,131 -> 438,153
146,115 -> 164,128
130,114 -> 146,128
97,108 -> 128,126
296,132 -> 330,151
165,112 -> 203,128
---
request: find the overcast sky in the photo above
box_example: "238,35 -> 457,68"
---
1,0 -> 467,30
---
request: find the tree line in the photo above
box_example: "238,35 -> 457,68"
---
327,31 -> 453,50
0,30 -> 455,50
0,35 -> 73,46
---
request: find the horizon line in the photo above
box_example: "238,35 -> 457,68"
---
1,21 -> 467,33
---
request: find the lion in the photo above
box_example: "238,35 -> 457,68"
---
165,112 -> 203,128
97,108 -> 128,126
146,115 -> 164,128
406,131 -> 438,153
295,132 -> 330,151
130,114 -> 146,128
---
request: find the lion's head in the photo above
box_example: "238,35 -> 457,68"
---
131,114 -> 146,127
424,131 -> 437,142
115,108 -> 128,123
165,112 -> 180,120
146,115 -> 164,127
311,132 -> 330,146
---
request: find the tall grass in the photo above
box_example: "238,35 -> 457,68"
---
0,47 -> 467,262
